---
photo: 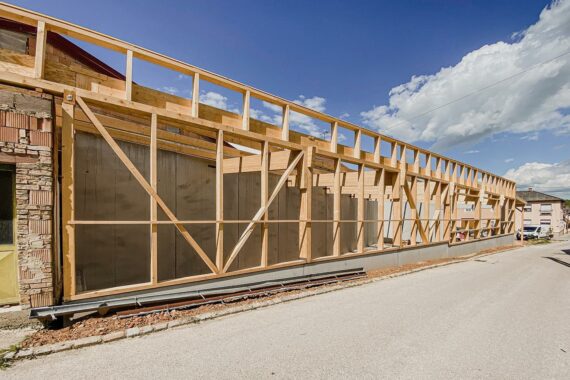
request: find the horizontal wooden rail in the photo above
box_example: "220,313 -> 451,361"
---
0,2 -> 517,195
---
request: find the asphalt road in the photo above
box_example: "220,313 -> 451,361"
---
4,240 -> 570,379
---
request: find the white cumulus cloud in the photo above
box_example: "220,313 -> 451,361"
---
505,160 -> 570,198
361,0 -> 570,151
199,91 -> 239,113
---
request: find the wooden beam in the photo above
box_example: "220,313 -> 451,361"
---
392,172 -> 402,246
376,169 -> 385,250
330,121 -> 338,153
191,72 -> 199,117
216,130 -> 224,270
357,164 -> 365,252
150,113 -> 158,284
299,147 -> 313,261
333,158 -> 341,256
354,129 -> 361,159
260,141 -> 269,267
242,90 -> 250,130
282,104 -> 289,141
61,92 -> 75,299
76,95 -> 218,274
33,20 -> 46,79
373,136 -> 381,164
423,179 -> 430,243
125,49 -> 133,101
403,178 -> 428,244
409,176 -> 418,245
223,150 -> 304,272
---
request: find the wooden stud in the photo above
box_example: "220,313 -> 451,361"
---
191,72 -> 200,117
409,176 -> 418,245
330,121 -> 338,153
260,141 -> 269,267
61,93 -> 75,300
216,130 -> 224,270
242,90 -> 250,131
150,113 -> 158,284
282,104 -> 290,141
333,158 -> 341,256
354,129 -> 361,159
376,169 -> 385,250
299,146 -> 313,262
125,50 -> 133,101
423,179 -> 430,243
33,20 -> 46,79
357,164 -> 365,252
373,136 -> 381,164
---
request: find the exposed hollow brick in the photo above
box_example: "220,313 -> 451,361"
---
0,126 -> 19,143
31,249 -> 51,263
4,111 -> 30,129
29,130 -> 52,147
30,190 -> 52,205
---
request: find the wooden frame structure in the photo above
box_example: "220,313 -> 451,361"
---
0,3 -> 518,302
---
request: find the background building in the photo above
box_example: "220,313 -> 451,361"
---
516,188 -> 567,235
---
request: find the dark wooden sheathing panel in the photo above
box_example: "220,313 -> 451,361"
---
74,132 -> 150,292
156,150 -> 216,281
365,200 -> 378,248
268,176 -> 301,266
341,195 -> 357,254
311,186 -> 333,259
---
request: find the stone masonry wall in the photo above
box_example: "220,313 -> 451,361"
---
0,87 -> 54,308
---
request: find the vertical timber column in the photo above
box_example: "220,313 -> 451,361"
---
376,169 -> 385,250
33,21 -> 47,79
434,181 -> 442,241
397,146 -> 406,246
282,105 -> 290,141
150,114 -> 158,284
62,91 -> 75,300
260,141 -> 269,267
191,73 -> 200,118
423,179 -> 431,243
473,170 -> 480,239
299,146 -> 313,261
332,158 -> 341,256
443,183 -> 451,242
216,130 -> 224,271
242,90 -> 250,131
125,50 -> 133,101
392,172 -> 403,247
330,122 -> 338,153
354,130 -> 362,159
409,176 -> 418,246
357,164 -> 365,253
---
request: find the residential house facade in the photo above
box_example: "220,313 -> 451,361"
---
516,189 -> 567,235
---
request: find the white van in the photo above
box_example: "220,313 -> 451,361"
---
516,225 -> 550,240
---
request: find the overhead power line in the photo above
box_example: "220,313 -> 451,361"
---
387,49 -> 570,129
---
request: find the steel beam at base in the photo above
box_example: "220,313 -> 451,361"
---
29,268 -> 363,322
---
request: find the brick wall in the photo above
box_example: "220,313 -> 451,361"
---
0,88 -> 54,308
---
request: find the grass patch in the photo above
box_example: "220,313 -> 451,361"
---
525,238 -> 551,245
0,345 -> 18,370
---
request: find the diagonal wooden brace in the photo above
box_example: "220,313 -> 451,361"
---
403,180 -> 429,244
222,150 -> 304,273
76,96 -> 218,274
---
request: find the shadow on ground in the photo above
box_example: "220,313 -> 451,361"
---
544,256 -> 570,268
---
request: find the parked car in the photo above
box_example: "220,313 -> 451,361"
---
516,225 -> 550,240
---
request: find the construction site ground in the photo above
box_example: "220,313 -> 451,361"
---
2,243 -> 521,354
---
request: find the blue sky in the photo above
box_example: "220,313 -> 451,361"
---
12,0 -> 570,197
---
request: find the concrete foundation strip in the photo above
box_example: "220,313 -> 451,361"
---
1,244 -> 521,363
